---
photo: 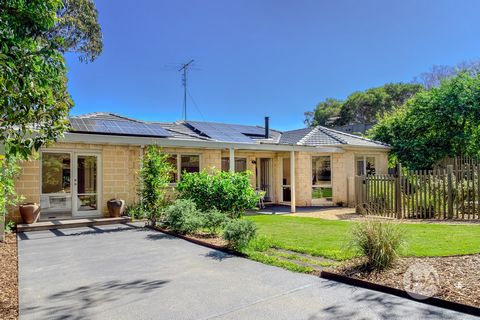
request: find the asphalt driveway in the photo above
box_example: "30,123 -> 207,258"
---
18,223 -> 474,320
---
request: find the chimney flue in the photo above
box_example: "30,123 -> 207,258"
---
264,116 -> 270,139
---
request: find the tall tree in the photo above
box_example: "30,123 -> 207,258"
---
304,98 -> 342,127
370,73 -> 480,169
0,0 -> 102,159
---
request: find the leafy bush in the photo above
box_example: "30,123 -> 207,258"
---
5,221 -> 16,233
177,170 -> 260,218
350,220 -> 404,270
222,219 -> 257,250
201,208 -> 229,235
162,199 -> 203,234
138,146 -> 175,226
125,203 -> 147,220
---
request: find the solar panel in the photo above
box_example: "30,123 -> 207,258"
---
70,118 -> 172,137
185,121 -> 267,143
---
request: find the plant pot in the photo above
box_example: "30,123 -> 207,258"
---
107,199 -> 125,218
19,203 -> 41,224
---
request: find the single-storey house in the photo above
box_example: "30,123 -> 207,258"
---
9,112 -> 389,222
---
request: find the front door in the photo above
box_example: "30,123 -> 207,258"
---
72,153 -> 101,217
257,158 -> 273,202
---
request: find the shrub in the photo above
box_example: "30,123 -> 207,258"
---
162,199 -> 203,234
5,221 -> 16,233
138,146 -> 175,226
350,220 -> 404,270
125,203 -> 147,220
222,219 -> 257,250
177,170 -> 260,218
201,208 -> 229,235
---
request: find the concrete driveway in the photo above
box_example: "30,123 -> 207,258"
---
18,224 -> 474,320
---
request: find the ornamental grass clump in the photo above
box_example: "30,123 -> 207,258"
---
350,220 -> 404,271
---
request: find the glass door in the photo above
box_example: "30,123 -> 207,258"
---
73,153 -> 101,217
281,158 -> 291,203
40,152 -> 72,220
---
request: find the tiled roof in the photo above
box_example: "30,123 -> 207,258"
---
69,113 -> 388,148
280,126 -> 387,147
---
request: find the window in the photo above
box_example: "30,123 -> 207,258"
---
311,156 -> 332,201
167,155 -> 178,183
167,154 -> 200,183
42,152 -> 71,194
221,157 -> 247,172
356,156 -> 376,176
41,152 -> 72,213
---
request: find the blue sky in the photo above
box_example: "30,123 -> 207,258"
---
66,0 -> 480,130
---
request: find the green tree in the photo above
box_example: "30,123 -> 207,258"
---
0,0 -> 102,159
0,0 -> 102,237
335,83 -> 422,126
139,146 -> 175,226
304,98 -> 342,127
370,73 -> 480,169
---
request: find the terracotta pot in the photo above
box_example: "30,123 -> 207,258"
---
19,203 -> 41,224
107,199 -> 125,217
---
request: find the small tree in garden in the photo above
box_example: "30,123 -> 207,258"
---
177,170 -> 260,218
0,156 -> 22,241
138,146 -> 175,226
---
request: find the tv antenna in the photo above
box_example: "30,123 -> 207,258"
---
179,59 -> 195,121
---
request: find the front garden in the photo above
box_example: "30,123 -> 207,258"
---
132,146 -> 480,310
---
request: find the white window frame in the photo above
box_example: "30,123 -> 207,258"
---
311,155 -> 333,204
221,157 -> 247,172
355,155 -> 376,176
168,153 -> 201,186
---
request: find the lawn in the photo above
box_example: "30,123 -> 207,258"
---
245,215 -> 480,261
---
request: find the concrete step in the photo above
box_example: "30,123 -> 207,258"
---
17,216 -> 132,232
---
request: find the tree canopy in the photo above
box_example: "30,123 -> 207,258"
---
0,0 -> 102,159
369,73 -> 480,169
305,83 -> 423,128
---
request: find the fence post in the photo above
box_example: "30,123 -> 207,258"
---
355,176 -> 363,213
395,163 -> 402,219
447,165 -> 454,219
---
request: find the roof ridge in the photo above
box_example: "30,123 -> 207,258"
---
316,126 -> 348,144
298,127 -> 319,145
73,112 -> 143,123
319,126 -> 387,146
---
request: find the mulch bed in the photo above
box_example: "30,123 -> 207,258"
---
328,254 -> 480,308
0,233 -> 18,320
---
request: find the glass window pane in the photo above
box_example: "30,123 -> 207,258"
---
282,158 -> 290,185
312,187 -> 333,200
181,155 -> 200,174
312,156 -> 331,185
221,157 -> 247,172
42,153 -> 71,194
221,158 -> 229,172
167,155 -> 178,182
77,155 -> 97,194
366,157 -> 376,175
77,194 -> 97,211
235,158 -> 247,172
355,157 -> 365,176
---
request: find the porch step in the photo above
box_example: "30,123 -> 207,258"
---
17,216 -> 132,232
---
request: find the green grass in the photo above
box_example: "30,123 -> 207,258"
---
245,215 -> 480,261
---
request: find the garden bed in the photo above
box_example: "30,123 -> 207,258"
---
327,254 -> 480,309
0,233 -> 18,320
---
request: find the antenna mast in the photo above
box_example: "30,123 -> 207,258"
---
179,59 -> 195,121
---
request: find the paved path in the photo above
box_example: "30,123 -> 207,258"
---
18,224 -> 474,320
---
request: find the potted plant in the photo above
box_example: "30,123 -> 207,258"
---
107,199 -> 125,217
19,203 -> 40,224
